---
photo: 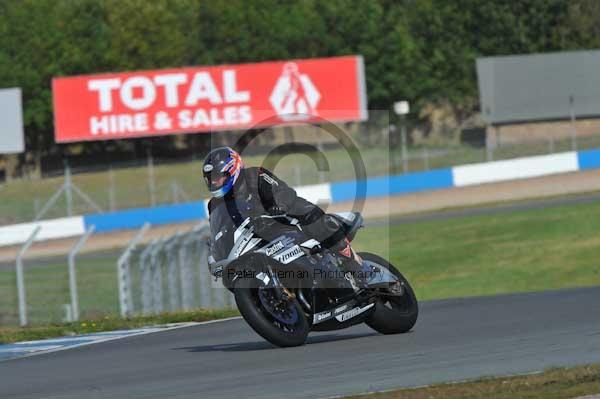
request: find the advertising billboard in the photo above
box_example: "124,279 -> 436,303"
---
477,50 -> 600,124
52,56 -> 367,143
0,88 -> 24,153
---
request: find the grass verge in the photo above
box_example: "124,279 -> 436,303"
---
353,199 -> 600,300
3,196 -> 600,342
344,364 -> 600,399
0,308 -> 239,344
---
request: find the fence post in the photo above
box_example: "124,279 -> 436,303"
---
178,232 -> 195,310
147,149 -> 156,207
422,147 -> 430,170
68,225 -> 95,321
35,183 -> 65,221
198,236 -> 213,308
165,234 -> 181,311
171,181 -> 179,204
16,226 -> 41,326
108,166 -> 116,211
64,162 -> 73,217
176,183 -> 191,203
139,241 -> 155,315
150,239 -> 166,315
36,164 -> 101,221
34,198 -> 40,217
117,223 -> 150,317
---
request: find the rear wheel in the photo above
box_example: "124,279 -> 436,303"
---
234,275 -> 309,347
359,252 -> 418,334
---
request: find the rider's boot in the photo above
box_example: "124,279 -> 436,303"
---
334,238 -> 369,290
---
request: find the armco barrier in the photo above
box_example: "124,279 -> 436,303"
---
452,152 -> 579,187
83,202 -> 206,233
577,148 -> 600,170
330,169 -> 454,203
0,217 -> 85,247
3,147 -> 600,245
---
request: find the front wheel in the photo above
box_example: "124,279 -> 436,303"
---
234,275 -> 309,347
359,252 -> 419,334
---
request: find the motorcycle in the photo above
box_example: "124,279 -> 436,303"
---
208,202 -> 418,347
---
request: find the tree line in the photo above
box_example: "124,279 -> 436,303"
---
1,0 -> 599,175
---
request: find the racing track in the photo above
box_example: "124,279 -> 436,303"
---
1,286 -> 599,399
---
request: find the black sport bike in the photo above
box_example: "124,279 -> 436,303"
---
208,202 -> 418,347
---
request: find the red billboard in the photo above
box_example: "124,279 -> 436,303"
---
52,56 -> 367,143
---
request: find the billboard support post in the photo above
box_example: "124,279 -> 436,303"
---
400,116 -> 408,174
569,95 -> 577,151
394,101 -> 410,174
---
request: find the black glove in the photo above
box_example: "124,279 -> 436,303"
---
252,215 -> 273,237
320,215 -> 348,249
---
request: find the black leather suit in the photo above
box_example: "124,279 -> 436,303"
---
207,167 -> 345,248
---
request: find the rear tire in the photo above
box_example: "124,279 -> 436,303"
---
234,276 -> 309,347
359,252 -> 419,334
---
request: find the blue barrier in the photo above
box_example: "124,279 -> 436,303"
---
577,148 -> 600,170
84,201 -> 206,233
330,168 -> 454,203
81,148 -> 600,234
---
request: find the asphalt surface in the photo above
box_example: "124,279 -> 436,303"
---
1,286 -> 599,399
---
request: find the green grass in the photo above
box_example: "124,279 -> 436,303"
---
0,309 -> 239,344
0,252 -> 120,326
345,364 -> 600,399
353,200 -> 600,301
2,197 -> 600,340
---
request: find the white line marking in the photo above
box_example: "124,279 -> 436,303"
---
1,316 -> 242,362
0,345 -> 62,353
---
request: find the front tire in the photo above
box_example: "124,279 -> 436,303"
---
359,252 -> 419,334
234,276 -> 309,347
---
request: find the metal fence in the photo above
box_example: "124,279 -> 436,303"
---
117,223 -> 234,318
0,222 -> 233,327
4,115 -> 600,226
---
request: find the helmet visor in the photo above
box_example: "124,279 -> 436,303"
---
204,170 -> 230,192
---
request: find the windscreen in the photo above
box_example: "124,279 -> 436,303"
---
209,201 -> 238,262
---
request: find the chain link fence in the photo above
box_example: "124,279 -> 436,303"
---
3,115 -> 600,226
120,224 -> 233,317
5,118 -> 600,224
0,222 -> 233,327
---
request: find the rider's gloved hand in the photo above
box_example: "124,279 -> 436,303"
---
252,215 -> 272,237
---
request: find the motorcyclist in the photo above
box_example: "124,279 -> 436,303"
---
203,146 -> 365,286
